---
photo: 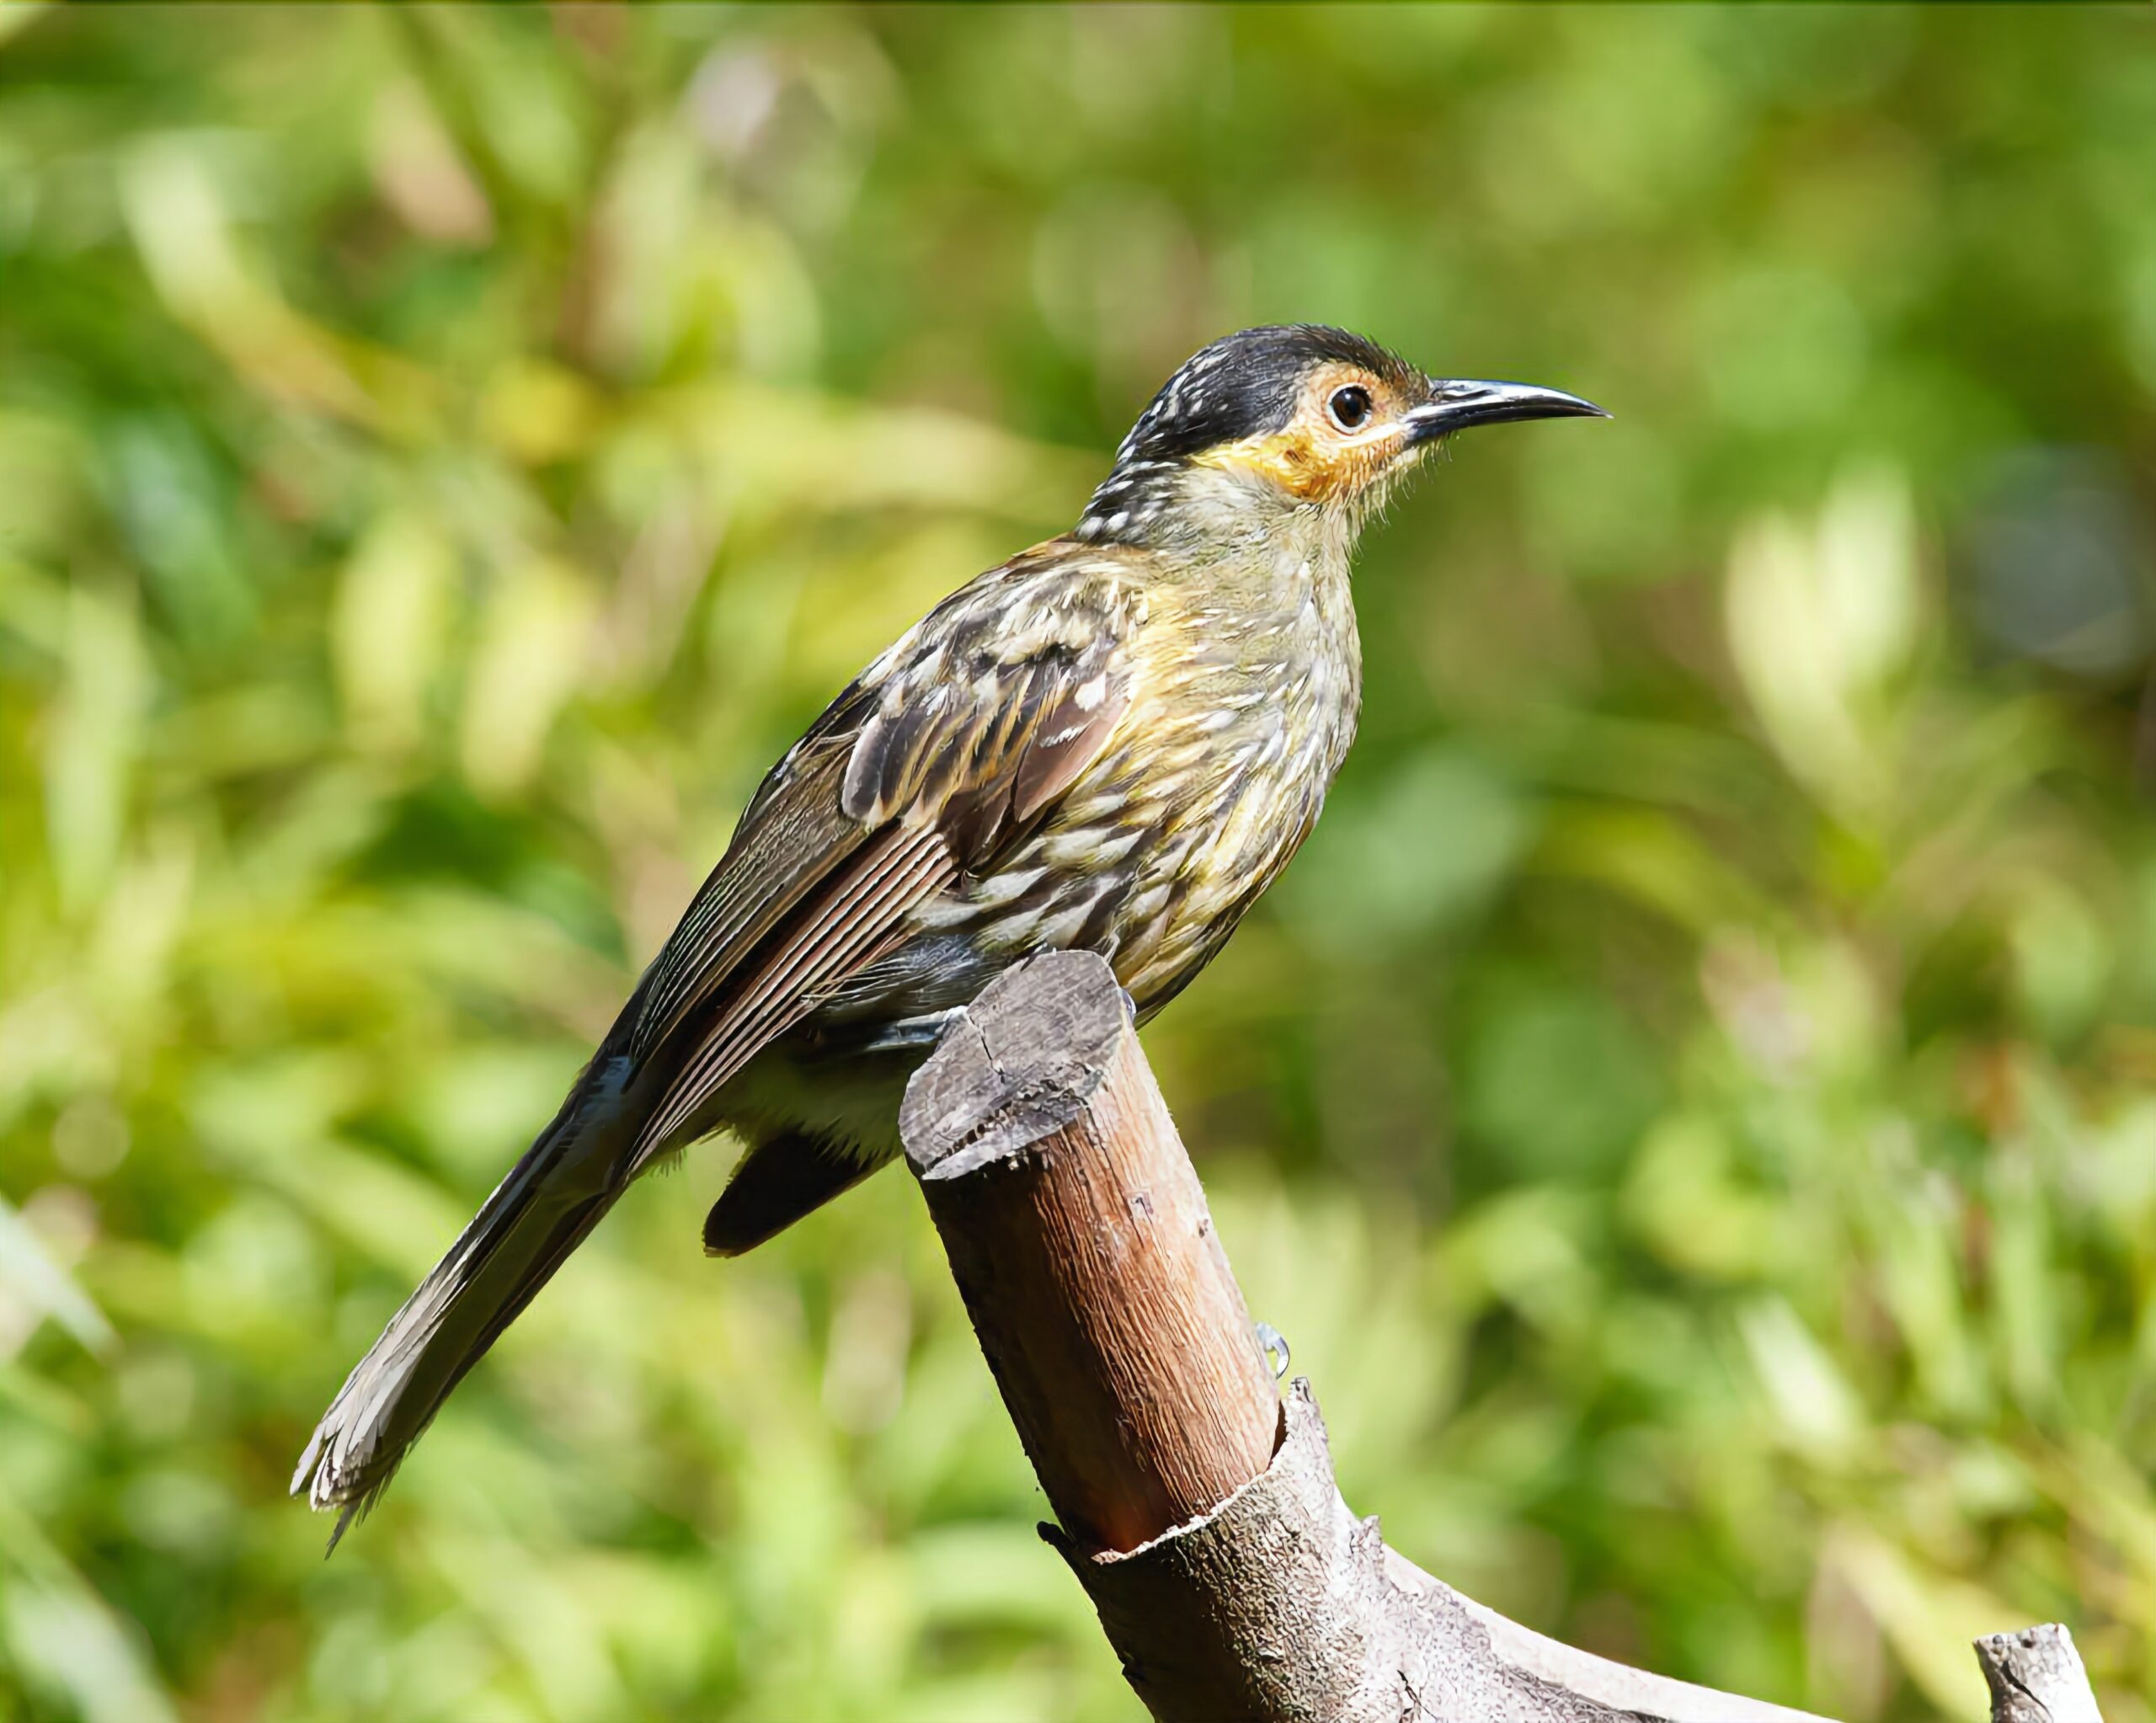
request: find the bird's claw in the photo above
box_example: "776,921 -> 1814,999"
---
1255,1320 -> 1290,1380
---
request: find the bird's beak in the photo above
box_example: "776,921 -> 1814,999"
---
1401,379 -> 1609,446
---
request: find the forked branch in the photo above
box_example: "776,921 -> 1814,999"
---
898,951 -> 2102,1723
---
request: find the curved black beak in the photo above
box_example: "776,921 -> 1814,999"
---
1402,379 -> 1608,445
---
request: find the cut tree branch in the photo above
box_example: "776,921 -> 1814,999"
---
898,950 -> 2103,1723
1975,1625 -> 2103,1723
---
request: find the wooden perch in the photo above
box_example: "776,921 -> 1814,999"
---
899,951 -> 1277,1553
1975,1625 -> 2104,1723
899,950 -> 2105,1723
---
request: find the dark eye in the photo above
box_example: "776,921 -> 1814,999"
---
1326,385 -> 1373,432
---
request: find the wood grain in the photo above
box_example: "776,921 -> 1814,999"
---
899,949 -> 1279,1554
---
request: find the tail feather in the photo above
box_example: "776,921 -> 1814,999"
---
702,1130 -> 879,1258
292,1059 -> 632,1545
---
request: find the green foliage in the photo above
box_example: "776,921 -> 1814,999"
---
3,8 -> 2154,1719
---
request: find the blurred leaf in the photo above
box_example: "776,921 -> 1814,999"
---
1457,976 -> 1661,1180
1737,1297 -> 1865,1464
1725,468 -> 1917,819
1623,1113 -> 1791,1283
120,136 -> 429,434
334,511 -> 459,757
1281,747 -> 1531,953
0,1480 -> 178,1723
42,582 -> 147,918
461,557 -> 599,799
0,1192 -> 113,1356
1824,1524 -> 2015,1719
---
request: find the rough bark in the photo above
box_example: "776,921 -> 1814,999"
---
1975,1625 -> 2104,1723
898,948 -> 1277,1553
899,950 -> 2102,1723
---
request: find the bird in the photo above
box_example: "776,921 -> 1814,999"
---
293,323 -> 1604,1542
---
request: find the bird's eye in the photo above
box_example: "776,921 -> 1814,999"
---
1326,385 -> 1374,432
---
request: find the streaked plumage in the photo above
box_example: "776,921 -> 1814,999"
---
295,325 -> 1604,1541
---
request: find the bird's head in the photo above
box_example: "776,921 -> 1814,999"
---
1076,324 -> 1604,552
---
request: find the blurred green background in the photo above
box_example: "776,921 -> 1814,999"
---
3,5 -> 2155,1720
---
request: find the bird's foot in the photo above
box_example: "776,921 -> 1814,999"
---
1255,1320 -> 1291,1380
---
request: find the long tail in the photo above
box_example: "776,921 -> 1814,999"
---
291,1056 -> 634,1549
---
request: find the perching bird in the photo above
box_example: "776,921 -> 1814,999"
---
294,324 -> 1603,1540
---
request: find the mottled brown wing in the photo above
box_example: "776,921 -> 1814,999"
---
839,612 -> 1134,850
620,546 -> 1143,1167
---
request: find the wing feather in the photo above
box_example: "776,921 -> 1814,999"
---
631,739 -> 871,1059
841,566 -> 1139,850
616,543 -> 1145,1167
630,822 -> 955,1161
